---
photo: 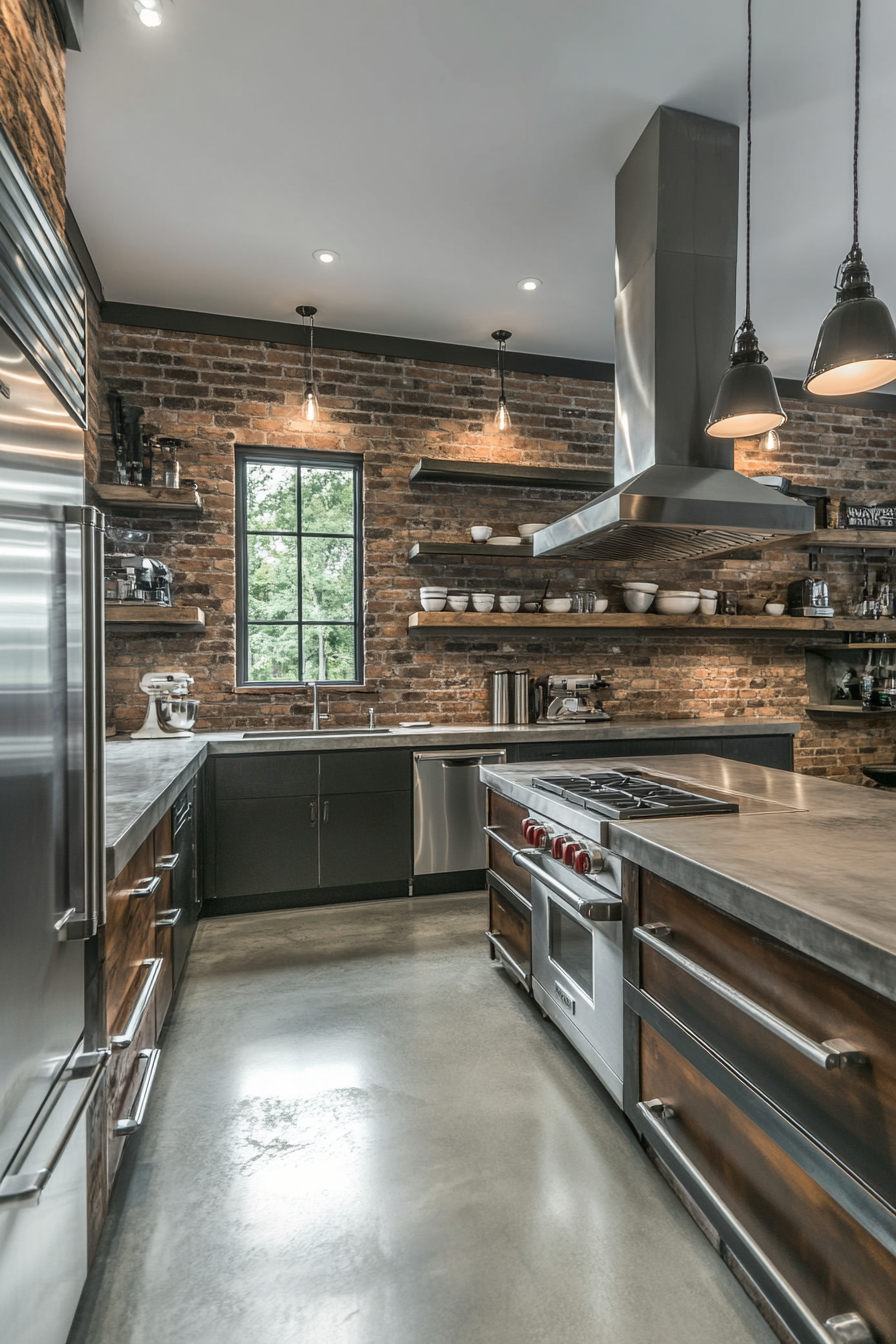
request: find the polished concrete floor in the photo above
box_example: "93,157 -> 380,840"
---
70,894 -> 775,1344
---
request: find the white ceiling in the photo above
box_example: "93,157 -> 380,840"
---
65,0 -> 896,378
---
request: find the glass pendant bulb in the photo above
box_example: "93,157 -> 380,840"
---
301,383 -> 320,421
804,2 -> 896,396
296,304 -> 321,423
756,427 -> 781,452
491,329 -> 512,433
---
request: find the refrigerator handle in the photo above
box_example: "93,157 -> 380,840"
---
63,505 -> 106,938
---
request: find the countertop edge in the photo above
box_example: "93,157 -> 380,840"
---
105,743 -> 207,879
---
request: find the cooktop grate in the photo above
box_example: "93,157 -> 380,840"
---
530,771 -> 739,820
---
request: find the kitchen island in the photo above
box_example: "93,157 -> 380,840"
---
480,755 -> 896,1344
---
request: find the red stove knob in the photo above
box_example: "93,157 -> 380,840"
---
574,849 -> 592,875
551,835 -> 569,860
522,819 -> 534,841
530,826 -> 547,848
562,841 -> 581,866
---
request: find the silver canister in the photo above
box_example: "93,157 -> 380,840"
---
489,670 -> 510,724
511,669 -> 530,724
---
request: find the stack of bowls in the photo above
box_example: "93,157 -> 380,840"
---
420,586 -> 448,612
622,581 -> 658,613
655,591 -> 700,615
447,594 -> 470,612
499,595 -> 521,612
472,593 -> 495,612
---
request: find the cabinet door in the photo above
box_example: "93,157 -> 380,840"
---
515,738 -> 723,763
214,795 -> 319,898
319,791 -> 411,887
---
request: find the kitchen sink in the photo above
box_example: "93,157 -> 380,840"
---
241,728 -> 393,739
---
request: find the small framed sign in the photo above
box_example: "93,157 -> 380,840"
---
839,501 -> 896,530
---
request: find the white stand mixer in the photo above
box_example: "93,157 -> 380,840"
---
132,672 -> 198,740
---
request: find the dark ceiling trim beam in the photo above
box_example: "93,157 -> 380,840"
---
99,301 -> 896,410
65,204 -> 104,306
99,301 -> 616,383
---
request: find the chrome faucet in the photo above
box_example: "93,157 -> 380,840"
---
308,681 -> 321,731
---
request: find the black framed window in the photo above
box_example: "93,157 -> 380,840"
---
236,448 -> 363,686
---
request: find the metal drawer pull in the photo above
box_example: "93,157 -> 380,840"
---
155,853 -> 179,871
155,908 -> 182,928
54,907 -> 77,933
483,824 -> 520,857
486,932 -> 529,987
635,925 -> 867,1071
0,1051 -> 109,1208
114,1049 -> 162,1137
510,846 -> 621,922
128,875 -> 161,898
638,1101 -> 874,1344
110,958 -> 164,1050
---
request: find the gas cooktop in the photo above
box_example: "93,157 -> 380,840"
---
530,770 -> 740,820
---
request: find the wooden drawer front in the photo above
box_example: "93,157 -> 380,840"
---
640,1024 -> 896,1344
488,886 -> 531,976
105,836 -> 157,1036
216,753 -> 318,799
319,749 -> 410,795
638,870 -> 896,1211
486,790 -> 531,901
106,1008 -> 156,1191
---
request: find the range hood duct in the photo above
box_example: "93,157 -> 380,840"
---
534,107 -> 814,564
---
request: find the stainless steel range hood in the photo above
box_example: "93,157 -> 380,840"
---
534,107 -> 814,564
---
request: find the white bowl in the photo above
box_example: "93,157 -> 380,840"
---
699,597 -> 718,615
419,586 -> 447,596
498,595 -> 521,612
517,523 -> 548,537
542,597 -> 573,614
471,594 -> 495,612
699,588 -> 718,599
592,599 -> 609,613
765,602 -> 786,616
447,595 -> 470,612
623,590 -> 654,613
655,594 -> 700,615
658,590 -> 700,598
621,581 -> 659,594
487,536 -> 522,546
420,597 -> 447,612
521,601 -> 541,612
470,526 -> 492,542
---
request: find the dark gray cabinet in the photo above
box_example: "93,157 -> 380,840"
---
319,791 -> 412,887
214,793 -> 319,898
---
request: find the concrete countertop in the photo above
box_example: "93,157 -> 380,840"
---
104,716 -> 800,880
481,754 -> 896,1003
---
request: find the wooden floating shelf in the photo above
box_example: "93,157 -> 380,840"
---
408,612 -> 896,634
105,605 -> 206,634
805,642 -> 896,655
408,457 -> 613,492
92,484 -> 202,516
409,541 -> 536,562
806,702 -> 896,715
751,528 -> 896,554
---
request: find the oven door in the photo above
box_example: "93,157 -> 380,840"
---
530,871 -> 623,1106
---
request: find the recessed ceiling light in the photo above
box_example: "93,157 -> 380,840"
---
313,250 -> 339,264
135,1 -> 161,25
517,278 -> 541,291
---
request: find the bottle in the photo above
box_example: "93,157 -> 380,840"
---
158,438 -> 182,488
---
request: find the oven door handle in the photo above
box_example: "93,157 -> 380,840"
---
510,847 -> 621,922
483,825 -> 520,858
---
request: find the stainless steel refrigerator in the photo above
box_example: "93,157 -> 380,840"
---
0,312 -> 106,1343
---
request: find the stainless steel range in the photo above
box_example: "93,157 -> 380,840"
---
485,763 -> 756,1109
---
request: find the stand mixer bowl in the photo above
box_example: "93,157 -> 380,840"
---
158,697 -> 199,732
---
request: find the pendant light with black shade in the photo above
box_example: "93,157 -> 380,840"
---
296,305 -> 321,422
706,0 -> 785,441
492,330 -> 512,431
804,0 -> 896,397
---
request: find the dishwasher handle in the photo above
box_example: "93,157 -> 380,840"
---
414,749 -> 507,764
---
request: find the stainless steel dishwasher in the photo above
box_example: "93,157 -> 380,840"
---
413,748 -> 507,876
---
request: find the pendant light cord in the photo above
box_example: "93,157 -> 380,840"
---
853,0 -> 861,248
499,339 -> 505,398
308,313 -> 315,384
744,0 -> 753,322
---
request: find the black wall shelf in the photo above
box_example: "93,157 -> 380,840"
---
408,458 -> 613,491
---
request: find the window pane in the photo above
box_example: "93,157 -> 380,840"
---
246,463 -> 297,532
302,625 -> 355,682
301,467 -> 354,535
247,534 -> 298,621
301,536 -> 354,622
248,625 -> 300,682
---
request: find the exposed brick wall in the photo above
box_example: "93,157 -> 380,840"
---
93,320 -> 896,783
0,0 -> 66,230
